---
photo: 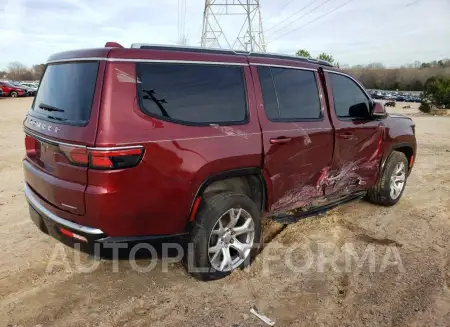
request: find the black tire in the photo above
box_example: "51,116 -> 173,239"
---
10,91 -> 18,98
188,191 -> 261,281
367,151 -> 409,206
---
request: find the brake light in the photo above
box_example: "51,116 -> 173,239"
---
89,148 -> 144,169
25,135 -> 144,169
59,145 -> 144,169
25,135 -> 40,157
58,145 -> 88,166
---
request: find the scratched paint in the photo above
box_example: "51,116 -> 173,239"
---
292,123 -> 312,146
210,125 -> 249,139
271,153 -> 381,215
270,123 -> 385,215
115,68 -> 141,84
271,183 -> 321,214
270,173 -> 281,181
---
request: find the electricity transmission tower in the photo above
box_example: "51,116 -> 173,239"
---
201,0 -> 266,52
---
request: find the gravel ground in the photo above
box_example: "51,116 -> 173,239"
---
1,98 -> 449,327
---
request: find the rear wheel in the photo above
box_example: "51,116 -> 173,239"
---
367,151 -> 409,206
189,191 -> 261,281
10,91 -> 18,98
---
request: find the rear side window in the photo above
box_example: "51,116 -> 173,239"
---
258,66 -> 321,121
137,63 -> 247,125
32,62 -> 99,126
329,73 -> 371,119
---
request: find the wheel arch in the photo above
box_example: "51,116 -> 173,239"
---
188,168 -> 268,222
381,142 -> 415,174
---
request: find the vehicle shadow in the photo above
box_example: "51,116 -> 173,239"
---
57,234 -> 190,261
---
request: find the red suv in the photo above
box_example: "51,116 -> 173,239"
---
23,43 -> 416,280
0,81 -> 27,97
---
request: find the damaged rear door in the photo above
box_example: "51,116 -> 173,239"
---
252,64 -> 334,214
323,70 -> 384,197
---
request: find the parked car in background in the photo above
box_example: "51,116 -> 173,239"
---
385,101 -> 396,107
370,93 -> 384,100
0,81 -> 27,97
17,82 -> 38,96
23,43 -> 417,280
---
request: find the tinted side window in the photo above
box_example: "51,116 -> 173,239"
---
329,73 -> 371,119
137,63 -> 247,125
258,67 -> 321,120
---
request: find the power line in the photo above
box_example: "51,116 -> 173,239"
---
267,0 -> 335,37
265,0 -> 321,32
280,0 -> 298,10
201,1 -> 266,52
268,0 -> 356,43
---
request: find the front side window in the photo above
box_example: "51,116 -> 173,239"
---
137,63 -> 247,125
258,66 -> 321,121
329,73 -> 371,119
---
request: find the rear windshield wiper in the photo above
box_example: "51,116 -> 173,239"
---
47,115 -> 68,122
38,103 -> 65,112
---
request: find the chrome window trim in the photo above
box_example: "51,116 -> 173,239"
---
250,63 -> 317,71
47,57 -> 247,66
24,128 -> 143,151
24,128 -> 86,148
86,145 -> 144,151
46,57 -> 106,64
108,58 -> 247,66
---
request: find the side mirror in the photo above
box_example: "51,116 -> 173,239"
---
371,102 -> 387,119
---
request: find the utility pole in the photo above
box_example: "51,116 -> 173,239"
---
201,0 -> 266,52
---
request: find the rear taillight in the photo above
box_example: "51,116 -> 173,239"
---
25,135 -> 40,157
89,148 -> 144,169
59,145 -> 144,169
25,135 -> 144,169
58,145 -> 89,166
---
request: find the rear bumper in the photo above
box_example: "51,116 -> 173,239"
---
25,183 -> 188,243
25,183 -> 106,242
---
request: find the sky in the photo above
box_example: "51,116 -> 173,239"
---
0,0 -> 449,70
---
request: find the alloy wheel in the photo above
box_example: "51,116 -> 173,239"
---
208,208 -> 255,272
390,162 -> 406,200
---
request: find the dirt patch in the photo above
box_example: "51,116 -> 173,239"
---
1,98 -> 450,326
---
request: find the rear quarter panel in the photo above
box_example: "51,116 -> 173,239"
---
93,61 -> 262,236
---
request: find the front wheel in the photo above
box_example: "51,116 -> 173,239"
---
189,191 -> 261,281
10,91 -> 18,98
367,151 -> 409,206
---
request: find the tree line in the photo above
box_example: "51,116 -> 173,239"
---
2,53 -> 450,94
0,62 -> 46,81
296,49 -> 450,91
344,62 -> 450,91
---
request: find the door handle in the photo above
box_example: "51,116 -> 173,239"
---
270,137 -> 292,144
339,133 -> 357,140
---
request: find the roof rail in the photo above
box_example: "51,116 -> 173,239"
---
129,43 -> 334,67
248,52 -> 334,67
131,43 -> 238,56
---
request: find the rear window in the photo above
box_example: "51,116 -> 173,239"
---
136,63 -> 247,125
31,62 -> 99,126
